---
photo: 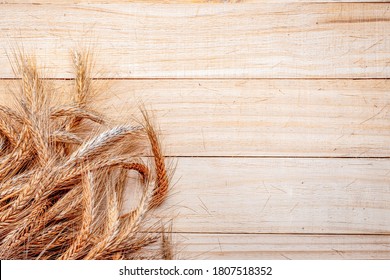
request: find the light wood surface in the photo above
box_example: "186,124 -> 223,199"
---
0,2 -> 389,259
152,157 -> 390,234
6,1 -> 390,4
173,233 -> 390,260
2,79 -> 390,157
0,3 -> 389,78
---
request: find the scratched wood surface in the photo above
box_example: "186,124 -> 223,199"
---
148,157 -> 390,234
5,1 -> 390,3
0,3 -> 389,78
0,2 -> 389,259
172,234 -> 390,260
2,80 -> 390,158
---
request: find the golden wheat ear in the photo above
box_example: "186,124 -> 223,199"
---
139,108 -> 172,209
64,50 -> 93,130
0,49 -> 174,260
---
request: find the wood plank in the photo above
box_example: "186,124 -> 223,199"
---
5,1 -> 390,4
172,233 -> 390,259
2,79 -> 390,157
145,157 -> 390,234
0,3 -> 389,78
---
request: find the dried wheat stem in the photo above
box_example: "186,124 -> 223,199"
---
115,168 -> 128,213
0,105 -> 23,125
0,110 -> 19,148
161,224 -> 173,260
55,157 -> 149,191
51,106 -> 104,125
0,127 -> 32,182
0,200 -> 51,259
59,172 -> 93,260
0,50 -> 173,260
84,189 -> 120,260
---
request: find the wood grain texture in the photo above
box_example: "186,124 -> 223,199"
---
148,157 -> 390,234
0,3 -> 389,78
2,79 -> 389,157
1,2 -> 389,259
173,233 -> 390,259
5,1 -> 390,3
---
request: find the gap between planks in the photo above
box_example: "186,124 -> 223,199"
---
143,231 -> 390,236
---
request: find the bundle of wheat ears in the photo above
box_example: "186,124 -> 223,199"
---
0,51 -> 172,260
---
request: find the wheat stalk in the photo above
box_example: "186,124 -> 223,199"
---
0,50 -> 174,260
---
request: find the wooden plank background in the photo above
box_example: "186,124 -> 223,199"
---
0,1 -> 389,259
0,3 -> 389,78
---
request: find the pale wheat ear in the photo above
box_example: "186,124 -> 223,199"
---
0,50 -> 174,259
161,222 -> 174,260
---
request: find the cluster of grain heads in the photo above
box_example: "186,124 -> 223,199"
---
0,51 -> 172,260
